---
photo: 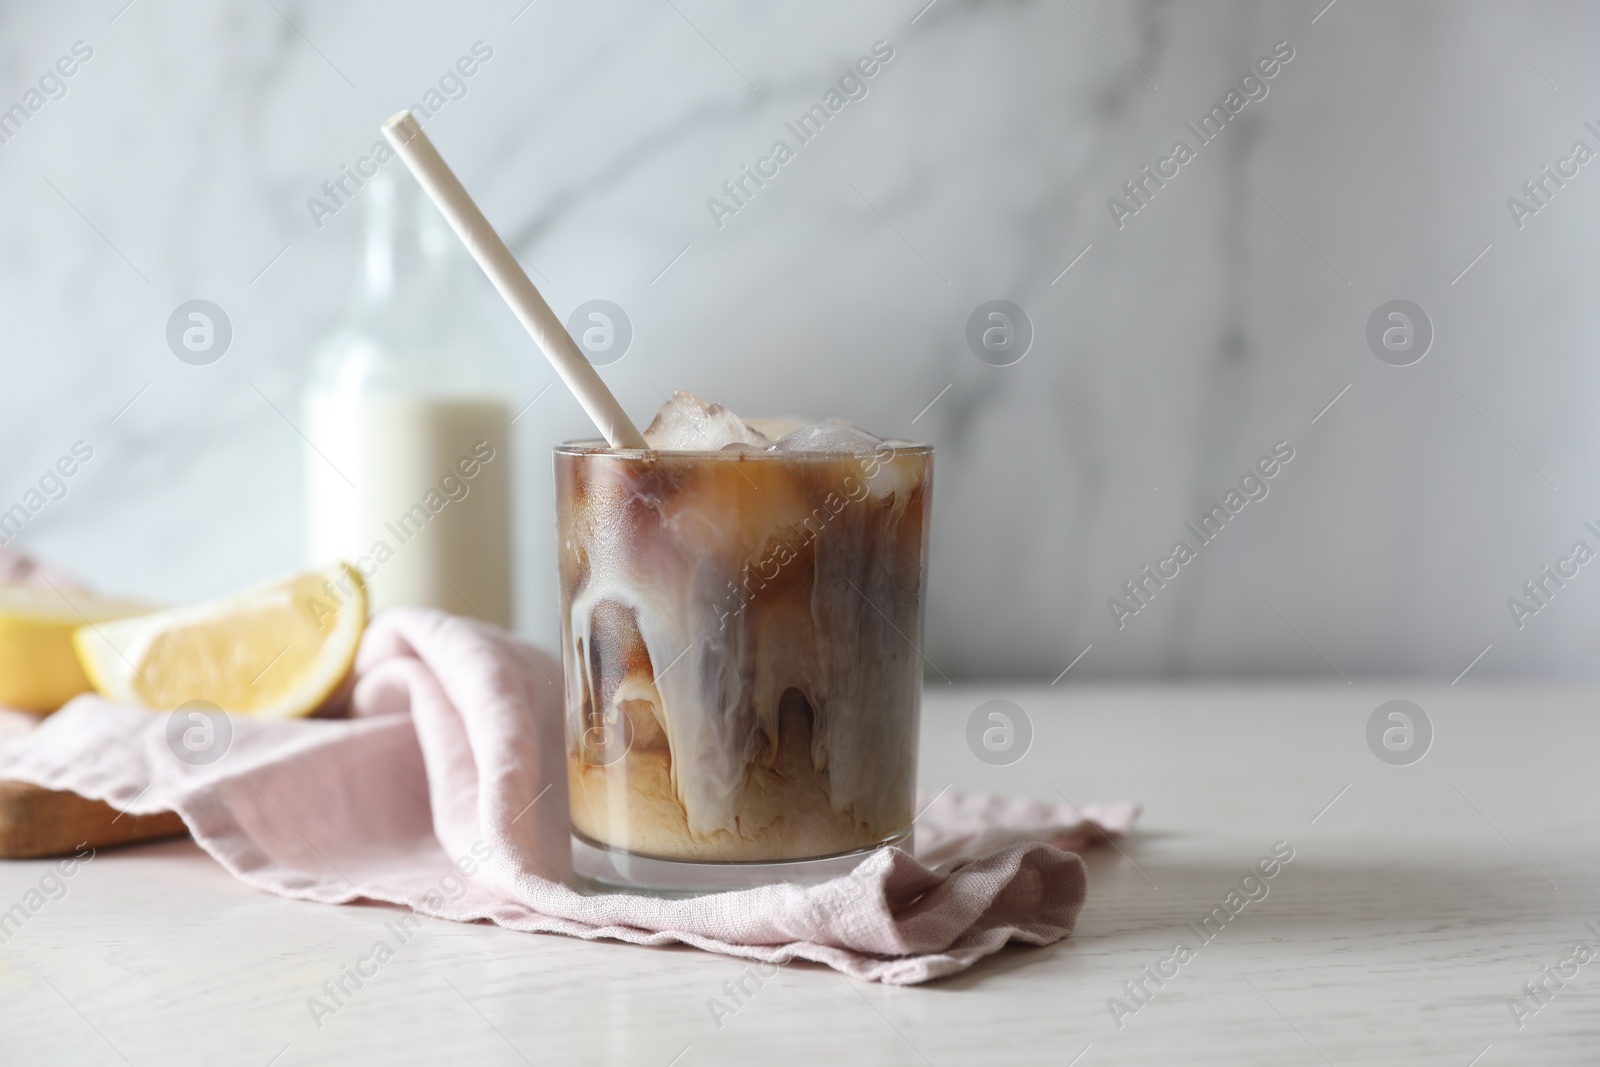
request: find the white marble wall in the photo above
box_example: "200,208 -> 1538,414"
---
2,0 -> 1597,680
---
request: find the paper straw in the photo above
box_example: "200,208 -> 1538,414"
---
381,111 -> 647,449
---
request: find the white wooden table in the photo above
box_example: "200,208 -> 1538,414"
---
0,684 -> 1593,1066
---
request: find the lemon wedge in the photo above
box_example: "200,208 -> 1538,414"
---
0,586 -> 151,714
73,563 -> 367,718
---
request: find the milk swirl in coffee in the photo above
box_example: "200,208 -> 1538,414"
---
557,392 -> 931,862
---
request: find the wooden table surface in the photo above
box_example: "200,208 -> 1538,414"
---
0,684 -> 1593,1066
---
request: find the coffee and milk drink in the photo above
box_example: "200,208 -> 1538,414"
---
557,392 -> 931,865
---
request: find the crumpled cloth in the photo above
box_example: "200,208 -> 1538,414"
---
0,594 -> 1137,984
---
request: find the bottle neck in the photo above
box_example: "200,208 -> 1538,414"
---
311,164 -> 513,399
354,169 -> 455,310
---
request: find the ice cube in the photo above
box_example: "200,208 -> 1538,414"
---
643,391 -> 772,451
770,424 -> 883,454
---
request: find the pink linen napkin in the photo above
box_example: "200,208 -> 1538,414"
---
0,604 -> 1137,984
0,551 -> 82,590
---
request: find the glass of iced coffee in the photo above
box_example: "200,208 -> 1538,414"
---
556,393 -> 932,894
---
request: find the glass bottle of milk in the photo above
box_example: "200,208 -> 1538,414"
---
304,166 -> 515,627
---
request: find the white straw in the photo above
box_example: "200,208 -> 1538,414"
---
381,111 -> 648,449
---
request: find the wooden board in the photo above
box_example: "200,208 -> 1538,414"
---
0,780 -> 187,858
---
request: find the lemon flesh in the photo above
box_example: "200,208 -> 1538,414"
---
74,564 -> 367,718
0,586 -> 151,714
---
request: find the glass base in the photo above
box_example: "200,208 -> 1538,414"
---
569,829 -> 912,898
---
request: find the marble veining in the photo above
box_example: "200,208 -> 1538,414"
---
2,0 -> 1598,681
